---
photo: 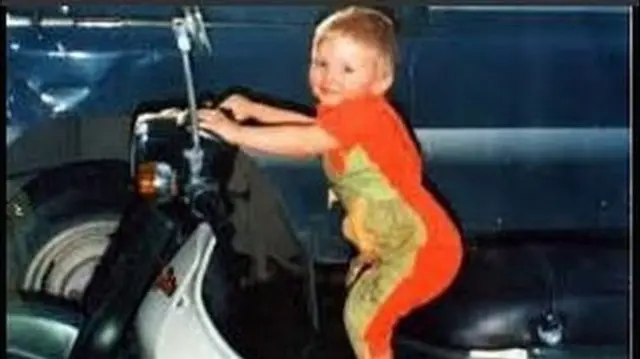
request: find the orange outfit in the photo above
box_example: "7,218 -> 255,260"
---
317,94 -> 463,358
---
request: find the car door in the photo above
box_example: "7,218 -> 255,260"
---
406,5 -> 629,236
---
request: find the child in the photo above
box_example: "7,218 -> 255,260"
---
198,6 -> 463,359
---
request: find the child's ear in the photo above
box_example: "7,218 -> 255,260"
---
373,71 -> 393,95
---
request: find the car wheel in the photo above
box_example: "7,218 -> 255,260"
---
6,163 -> 130,306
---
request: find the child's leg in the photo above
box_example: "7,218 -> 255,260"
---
344,266 -> 393,359
343,244 -> 461,359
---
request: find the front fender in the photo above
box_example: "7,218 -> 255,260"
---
73,199 -> 178,359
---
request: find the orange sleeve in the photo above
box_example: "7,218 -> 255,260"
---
316,102 -> 374,148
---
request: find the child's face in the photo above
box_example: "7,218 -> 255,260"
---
309,35 -> 390,106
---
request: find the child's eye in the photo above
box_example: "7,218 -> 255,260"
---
343,66 -> 355,74
313,59 -> 327,68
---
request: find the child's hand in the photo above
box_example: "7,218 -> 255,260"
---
197,109 -> 241,144
217,94 -> 255,122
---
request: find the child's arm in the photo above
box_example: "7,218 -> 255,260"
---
233,124 -> 337,157
198,109 -> 338,157
219,94 -> 315,125
250,101 -> 316,125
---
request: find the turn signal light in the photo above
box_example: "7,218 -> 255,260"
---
135,161 -> 177,202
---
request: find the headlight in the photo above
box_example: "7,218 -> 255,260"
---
135,161 -> 177,202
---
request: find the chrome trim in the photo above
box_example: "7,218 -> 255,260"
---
6,14 -> 175,28
6,13 -> 308,29
414,127 -> 629,162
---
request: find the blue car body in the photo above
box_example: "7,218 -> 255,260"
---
6,4 -> 630,247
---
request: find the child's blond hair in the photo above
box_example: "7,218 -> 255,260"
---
312,6 -> 397,76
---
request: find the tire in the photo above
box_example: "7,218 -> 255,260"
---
6,162 -> 131,305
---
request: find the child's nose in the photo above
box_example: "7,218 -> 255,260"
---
326,69 -> 341,86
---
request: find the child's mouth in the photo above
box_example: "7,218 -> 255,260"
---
320,87 -> 339,98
